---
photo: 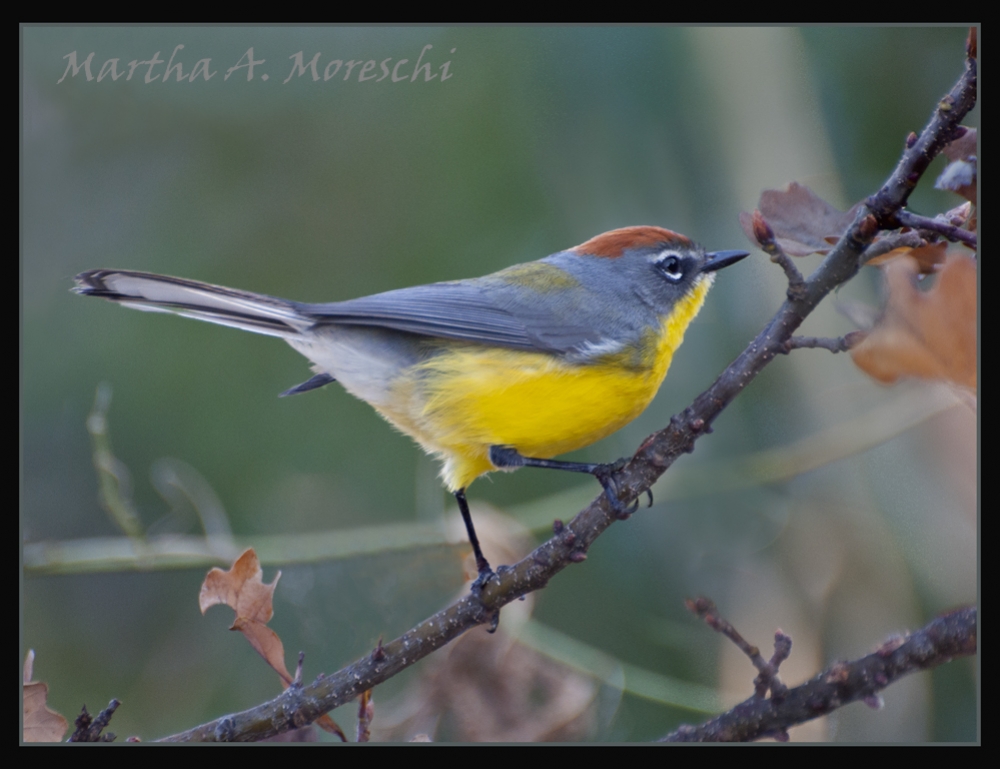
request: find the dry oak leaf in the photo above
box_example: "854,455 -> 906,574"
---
941,127 -> 977,164
199,549 -> 346,740
866,242 -> 947,274
936,127 -> 977,204
740,182 -> 862,256
200,548 -> 292,684
23,650 -> 69,743
851,253 -> 976,390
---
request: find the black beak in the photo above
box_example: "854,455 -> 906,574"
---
702,250 -> 749,272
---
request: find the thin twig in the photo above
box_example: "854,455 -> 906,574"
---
769,631 -> 793,673
894,209 -> 977,249
686,598 -> 787,698
748,209 -> 807,296
781,334 -> 863,355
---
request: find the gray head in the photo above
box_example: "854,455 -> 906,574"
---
542,225 -> 748,323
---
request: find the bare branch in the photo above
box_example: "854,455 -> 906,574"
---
893,210 -> 977,249
69,699 -> 120,743
660,606 -> 977,742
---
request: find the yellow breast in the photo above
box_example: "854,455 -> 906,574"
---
376,277 -> 712,491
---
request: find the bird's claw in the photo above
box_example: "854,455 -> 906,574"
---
471,566 -> 499,593
592,460 -> 639,519
470,568 -> 502,632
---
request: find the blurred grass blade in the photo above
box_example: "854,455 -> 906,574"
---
87,384 -> 144,541
514,618 -> 720,714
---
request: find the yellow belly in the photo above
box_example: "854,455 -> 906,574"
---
376,278 -> 711,491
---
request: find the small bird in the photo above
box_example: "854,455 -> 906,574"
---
75,226 -> 747,587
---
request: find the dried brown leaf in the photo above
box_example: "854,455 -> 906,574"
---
376,628 -> 596,742
371,508 -> 595,742
23,683 -> 69,743
199,550 -> 346,739
944,201 -> 975,234
936,128 -> 977,204
851,254 -> 977,390
23,651 -> 68,743
936,162 -> 976,204
866,242 -> 947,273
740,182 -> 862,256
941,127 -> 977,163
200,549 -> 291,684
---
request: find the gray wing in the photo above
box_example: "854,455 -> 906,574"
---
301,281 -> 602,354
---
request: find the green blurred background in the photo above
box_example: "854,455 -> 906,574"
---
22,27 -> 977,742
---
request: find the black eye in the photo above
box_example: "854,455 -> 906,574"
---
657,254 -> 684,282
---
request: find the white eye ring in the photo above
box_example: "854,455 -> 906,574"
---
656,252 -> 684,282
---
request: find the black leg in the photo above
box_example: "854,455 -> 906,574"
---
489,445 -> 643,519
454,488 -> 496,590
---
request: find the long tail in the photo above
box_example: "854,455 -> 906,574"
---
73,269 -> 314,339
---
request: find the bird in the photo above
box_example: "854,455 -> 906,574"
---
74,226 -> 748,588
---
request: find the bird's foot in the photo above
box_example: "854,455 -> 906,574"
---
470,563 -> 499,593
590,458 -> 649,519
